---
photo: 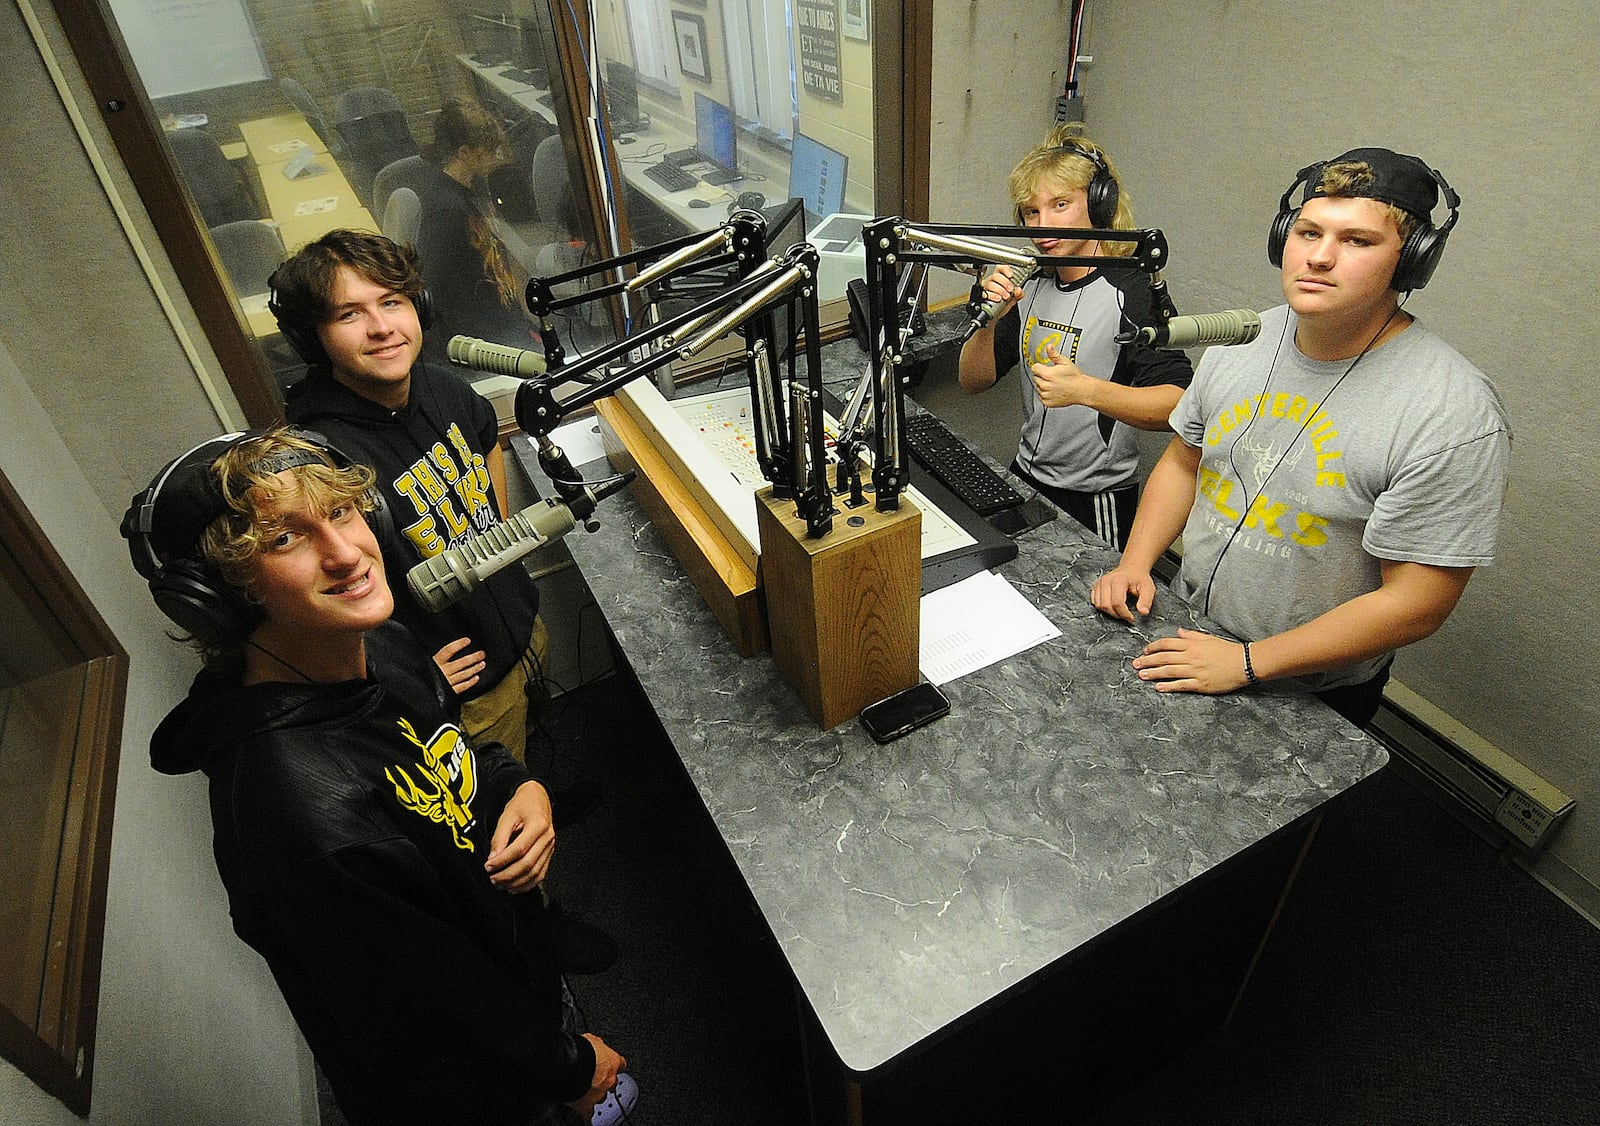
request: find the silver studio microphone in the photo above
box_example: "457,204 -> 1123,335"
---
1135,309 -> 1263,349
959,260 -> 1039,343
447,335 -> 548,378
407,498 -> 577,613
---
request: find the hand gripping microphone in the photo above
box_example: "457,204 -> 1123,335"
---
959,260 -> 1039,344
447,335 -> 549,378
406,473 -> 634,613
1134,309 -> 1262,349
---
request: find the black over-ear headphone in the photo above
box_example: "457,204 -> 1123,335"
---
1267,161 -> 1461,292
121,428 -> 395,646
267,286 -> 436,366
1022,140 -> 1120,229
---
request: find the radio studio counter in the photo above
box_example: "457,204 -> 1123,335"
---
507,329 -> 1388,1122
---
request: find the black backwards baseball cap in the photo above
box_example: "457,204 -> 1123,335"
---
1303,147 -> 1440,221
125,430 -> 335,568
121,428 -> 381,645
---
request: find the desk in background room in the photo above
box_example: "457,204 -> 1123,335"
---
510,338 -> 1388,1122
609,94 -> 795,237
226,113 -> 373,352
456,53 -> 559,129
238,112 -> 328,166
254,153 -> 372,247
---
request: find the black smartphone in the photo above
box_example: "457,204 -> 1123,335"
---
988,495 -> 1058,539
860,682 -> 951,743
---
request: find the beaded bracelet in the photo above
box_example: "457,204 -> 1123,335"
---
1242,642 -> 1259,686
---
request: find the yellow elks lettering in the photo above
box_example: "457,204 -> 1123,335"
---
446,426 -> 485,483
1198,467 -> 1240,520
437,496 -> 471,540
443,425 -> 492,518
1243,495 -> 1290,538
393,475 -> 433,516
1291,512 -> 1328,547
454,463 -> 491,516
403,515 -> 444,555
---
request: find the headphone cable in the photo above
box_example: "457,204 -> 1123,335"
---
1200,301 -> 1404,618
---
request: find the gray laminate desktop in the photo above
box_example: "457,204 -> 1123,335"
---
513,345 -> 1386,1083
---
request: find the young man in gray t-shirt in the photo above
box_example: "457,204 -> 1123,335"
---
1090,147 -> 1511,725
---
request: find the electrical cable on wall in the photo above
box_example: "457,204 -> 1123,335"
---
1063,0 -> 1086,100
1054,0 -> 1088,124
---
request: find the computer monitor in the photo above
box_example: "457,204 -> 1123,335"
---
788,133 -> 848,221
604,61 -> 644,130
693,92 -> 738,175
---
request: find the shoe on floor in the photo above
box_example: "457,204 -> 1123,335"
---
591,1072 -> 638,1126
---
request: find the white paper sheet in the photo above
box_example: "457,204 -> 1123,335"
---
919,570 -> 1061,685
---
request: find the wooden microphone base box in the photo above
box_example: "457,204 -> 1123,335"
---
756,487 -> 921,729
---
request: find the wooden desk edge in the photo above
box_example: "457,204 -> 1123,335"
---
594,398 -> 767,656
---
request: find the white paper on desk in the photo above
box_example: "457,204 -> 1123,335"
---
549,418 -> 609,467
919,570 -> 1060,685
292,196 -> 338,216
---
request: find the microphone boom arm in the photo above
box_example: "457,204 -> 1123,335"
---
858,219 -> 1172,510
450,209 -> 837,535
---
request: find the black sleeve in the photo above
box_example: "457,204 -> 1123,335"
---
991,305 -> 1022,383
1108,270 -> 1195,390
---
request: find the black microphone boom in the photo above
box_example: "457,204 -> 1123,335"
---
1134,309 -> 1262,350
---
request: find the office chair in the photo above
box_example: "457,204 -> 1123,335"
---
333,87 -> 419,207
530,134 -> 579,236
209,220 -> 285,296
523,137 -> 611,349
381,187 -> 422,247
371,155 -> 431,222
279,77 -> 340,154
169,127 -> 257,227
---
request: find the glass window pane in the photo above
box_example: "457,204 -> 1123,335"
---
598,0 -> 874,304
99,0 -> 877,396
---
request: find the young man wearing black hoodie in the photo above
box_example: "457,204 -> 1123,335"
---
273,229 -> 544,761
122,427 -> 631,1126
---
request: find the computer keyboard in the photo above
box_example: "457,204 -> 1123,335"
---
645,162 -> 698,192
902,412 -> 1025,517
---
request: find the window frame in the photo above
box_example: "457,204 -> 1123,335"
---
0,468 -> 127,1116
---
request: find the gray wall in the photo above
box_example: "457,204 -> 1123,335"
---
933,0 -> 1600,916
1,1 -> 314,1122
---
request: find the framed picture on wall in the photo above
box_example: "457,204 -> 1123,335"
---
673,11 -> 710,81
842,0 -> 869,41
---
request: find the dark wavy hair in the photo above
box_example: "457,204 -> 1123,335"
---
267,228 -> 426,338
